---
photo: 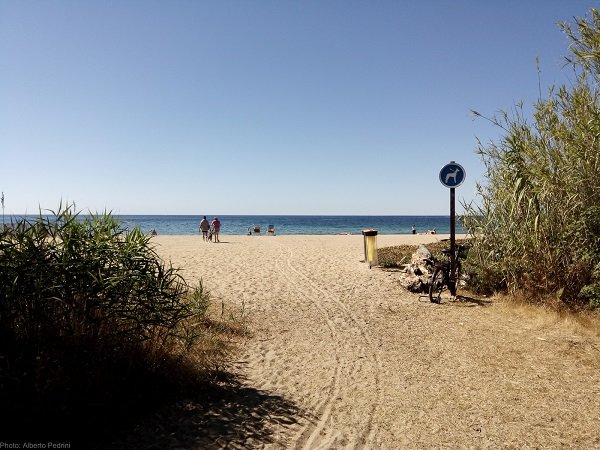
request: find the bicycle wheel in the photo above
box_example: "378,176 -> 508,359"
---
450,262 -> 461,297
429,268 -> 445,304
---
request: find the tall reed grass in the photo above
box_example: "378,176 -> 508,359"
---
463,8 -> 600,308
0,204 -> 224,441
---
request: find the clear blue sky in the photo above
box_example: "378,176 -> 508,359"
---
0,1 -> 596,215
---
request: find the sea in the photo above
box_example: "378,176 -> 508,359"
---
113,215 -> 464,236
7,215 -> 466,236
7,215 -> 465,236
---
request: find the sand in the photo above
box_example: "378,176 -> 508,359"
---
131,233 -> 600,449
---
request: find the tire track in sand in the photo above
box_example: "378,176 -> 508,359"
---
273,242 -> 383,449
270,243 -> 344,449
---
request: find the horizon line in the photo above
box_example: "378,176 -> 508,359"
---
5,212 -> 459,217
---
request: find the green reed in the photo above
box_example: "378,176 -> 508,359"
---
463,8 -> 600,308
0,203 -> 216,440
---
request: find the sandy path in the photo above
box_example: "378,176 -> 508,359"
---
144,234 -> 600,449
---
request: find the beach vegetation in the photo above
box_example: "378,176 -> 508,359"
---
378,244 -> 414,268
378,240 -> 467,269
0,204 -> 238,441
463,8 -> 600,309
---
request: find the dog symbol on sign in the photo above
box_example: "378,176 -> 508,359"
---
439,162 -> 466,188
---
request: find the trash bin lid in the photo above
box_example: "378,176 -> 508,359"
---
362,229 -> 378,236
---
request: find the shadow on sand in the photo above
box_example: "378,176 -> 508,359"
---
447,294 -> 492,307
104,374 -> 308,449
418,293 -> 492,307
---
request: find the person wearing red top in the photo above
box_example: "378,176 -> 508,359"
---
211,217 -> 221,242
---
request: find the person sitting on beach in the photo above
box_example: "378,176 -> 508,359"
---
199,216 -> 210,241
428,228 -> 437,235
150,228 -> 157,236
211,217 -> 221,242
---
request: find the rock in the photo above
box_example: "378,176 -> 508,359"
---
393,245 -> 435,294
411,244 -> 432,265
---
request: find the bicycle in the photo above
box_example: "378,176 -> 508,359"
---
426,242 -> 470,304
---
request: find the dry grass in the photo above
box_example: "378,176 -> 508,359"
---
493,293 -> 600,338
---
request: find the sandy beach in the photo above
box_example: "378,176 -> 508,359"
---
135,233 -> 600,449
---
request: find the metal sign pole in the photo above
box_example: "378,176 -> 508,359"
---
439,160 -> 465,298
450,186 -> 456,295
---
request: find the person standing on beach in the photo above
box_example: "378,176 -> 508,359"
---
211,217 -> 221,242
199,216 -> 210,241
412,224 -> 416,235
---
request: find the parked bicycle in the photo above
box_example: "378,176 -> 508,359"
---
426,242 -> 471,304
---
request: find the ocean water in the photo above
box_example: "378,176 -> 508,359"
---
8,214 -> 466,236
115,215 -> 465,236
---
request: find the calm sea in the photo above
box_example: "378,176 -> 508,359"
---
116,215 -> 464,236
9,215 -> 465,236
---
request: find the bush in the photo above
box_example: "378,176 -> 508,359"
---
463,9 -> 600,308
378,245 -> 414,268
378,241 -> 468,269
0,205 -> 213,440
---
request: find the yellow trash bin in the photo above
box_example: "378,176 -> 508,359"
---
362,229 -> 378,268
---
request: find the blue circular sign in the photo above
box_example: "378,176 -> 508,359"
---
439,162 -> 466,188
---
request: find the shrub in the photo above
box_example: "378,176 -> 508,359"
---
378,245 -> 414,268
463,8 -> 600,308
0,205 -> 213,440
378,240 -> 468,269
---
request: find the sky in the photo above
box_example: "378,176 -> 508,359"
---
0,0 -> 597,216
